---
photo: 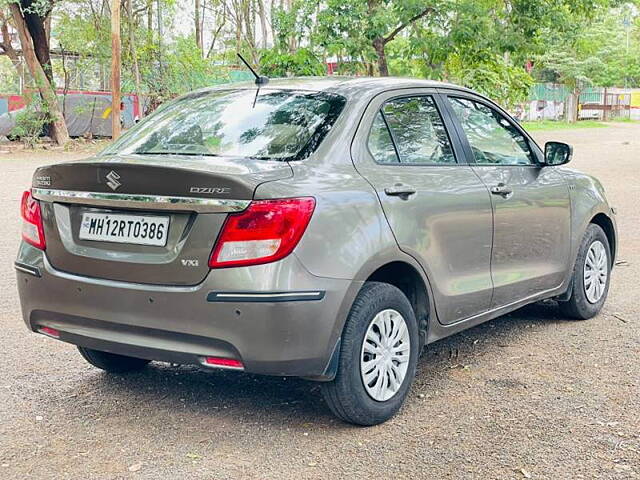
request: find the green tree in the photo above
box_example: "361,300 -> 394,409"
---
316,0 -> 446,76
259,47 -> 325,77
4,0 -> 69,144
537,4 -> 640,88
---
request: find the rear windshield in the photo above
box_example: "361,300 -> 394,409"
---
101,89 -> 346,161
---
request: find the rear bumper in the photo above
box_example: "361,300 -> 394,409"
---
16,243 -> 360,378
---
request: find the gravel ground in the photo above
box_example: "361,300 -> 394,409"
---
0,125 -> 638,480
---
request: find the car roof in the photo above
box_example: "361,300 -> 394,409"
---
194,76 -> 473,100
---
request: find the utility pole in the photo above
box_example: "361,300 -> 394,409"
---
111,0 -> 122,140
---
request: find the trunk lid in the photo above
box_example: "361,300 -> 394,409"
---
32,154 -> 292,285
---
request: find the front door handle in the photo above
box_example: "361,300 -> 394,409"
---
490,183 -> 513,197
384,185 -> 417,198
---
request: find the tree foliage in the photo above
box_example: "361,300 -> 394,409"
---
1,0 -> 639,117
259,47 -> 324,77
537,4 -> 640,89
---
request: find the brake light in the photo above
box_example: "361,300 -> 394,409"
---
21,190 -> 46,250
209,197 -> 315,268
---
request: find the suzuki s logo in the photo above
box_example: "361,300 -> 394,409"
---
105,171 -> 121,191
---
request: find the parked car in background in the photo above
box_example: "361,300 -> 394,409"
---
15,77 -> 617,425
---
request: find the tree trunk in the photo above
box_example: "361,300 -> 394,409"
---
156,0 -> 163,74
257,0 -> 267,48
147,0 -> 153,34
111,0 -> 122,140
269,0 -> 276,46
373,37 -> 389,76
234,0 -> 242,54
285,0 -> 295,52
0,13 -> 25,90
369,2 -> 432,78
23,9 -> 53,83
9,3 -> 69,145
566,91 -> 579,124
195,0 -> 202,55
127,0 -> 144,119
0,12 -> 16,60
206,6 -> 226,58
243,0 -> 257,62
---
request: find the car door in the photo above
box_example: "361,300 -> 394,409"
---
351,89 -> 494,325
442,92 -> 571,308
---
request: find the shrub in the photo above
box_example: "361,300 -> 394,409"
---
10,95 -> 53,148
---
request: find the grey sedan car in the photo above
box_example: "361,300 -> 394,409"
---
16,77 -> 617,425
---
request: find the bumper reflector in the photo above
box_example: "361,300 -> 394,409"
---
38,326 -> 60,338
201,356 -> 244,370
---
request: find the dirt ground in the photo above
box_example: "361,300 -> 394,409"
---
0,125 -> 638,480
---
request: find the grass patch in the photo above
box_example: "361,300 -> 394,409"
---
608,117 -> 640,123
520,120 -> 609,131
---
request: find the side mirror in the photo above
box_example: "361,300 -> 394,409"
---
544,141 -> 573,166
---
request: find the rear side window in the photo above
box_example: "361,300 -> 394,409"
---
367,96 -> 456,165
368,112 -> 398,164
101,89 -> 346,161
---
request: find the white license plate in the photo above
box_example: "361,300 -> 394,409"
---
79,212 -> 170,246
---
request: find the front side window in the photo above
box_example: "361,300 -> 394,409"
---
101,89 -> 346,161
367,96 -> 456,165
449,97 -> 534,166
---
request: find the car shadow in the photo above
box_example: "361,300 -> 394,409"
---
46,301 -> 569,428
418,300 -> 565,368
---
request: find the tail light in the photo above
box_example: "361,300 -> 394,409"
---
209,197 -> 315,268
21,190 -> 46,250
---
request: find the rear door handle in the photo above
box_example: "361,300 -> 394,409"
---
384,185 -> 417,198
490,183 -> 513,197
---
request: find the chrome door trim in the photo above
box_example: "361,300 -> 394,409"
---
32,188 -> 251,213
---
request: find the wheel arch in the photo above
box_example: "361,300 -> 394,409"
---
364,260 -> 432,349
315,256 -> 435,381
590,213 -> 617,265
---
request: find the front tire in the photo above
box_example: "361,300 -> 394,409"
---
321,282 -> 419,426
559,224 -> 612,320
78,347 -> 151,373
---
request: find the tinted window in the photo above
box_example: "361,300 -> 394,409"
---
449,97 -> 534,166
101,89 -> 346,161
367,111 -> 399,164
381,96 -> 455,165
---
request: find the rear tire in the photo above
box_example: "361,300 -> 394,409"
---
78,347 -> 151,373
321,282 -> 419,426
559,224 -> 611,320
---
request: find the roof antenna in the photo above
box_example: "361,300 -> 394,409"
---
237,53 -> 269,86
